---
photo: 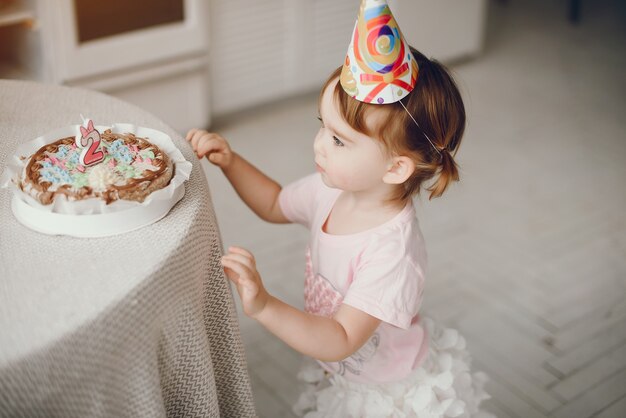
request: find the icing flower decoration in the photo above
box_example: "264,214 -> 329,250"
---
108,139 -> 134,164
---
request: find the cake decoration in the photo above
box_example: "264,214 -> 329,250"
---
75,118 -> 105,166
18,122 -> 174,205
1,122 -> 192,237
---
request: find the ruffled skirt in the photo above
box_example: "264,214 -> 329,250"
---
293,317 -> 495,418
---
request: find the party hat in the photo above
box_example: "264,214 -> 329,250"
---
340,0 -> 418,104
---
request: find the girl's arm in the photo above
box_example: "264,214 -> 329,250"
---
222,152 -> 289,224
257,295 -> 381,362
186,129 -> 289,224
222,247 -> 381,362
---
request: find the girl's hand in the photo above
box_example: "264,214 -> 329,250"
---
221,246 -> 269,318
185,129 -> 234,168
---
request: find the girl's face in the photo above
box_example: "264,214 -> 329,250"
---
314,80 -> 392,193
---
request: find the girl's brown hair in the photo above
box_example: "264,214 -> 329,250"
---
321,47 -> 465,201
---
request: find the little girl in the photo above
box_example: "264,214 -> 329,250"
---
187,2 -> 492,416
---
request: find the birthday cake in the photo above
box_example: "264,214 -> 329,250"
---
18,129 -> 174,205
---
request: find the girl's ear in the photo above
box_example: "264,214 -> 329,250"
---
383,156 -> 415,185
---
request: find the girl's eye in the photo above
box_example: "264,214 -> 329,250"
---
317,116 -> 344,146
333,136 -> 345,147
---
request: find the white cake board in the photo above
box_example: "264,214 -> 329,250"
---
10,185 -> 184,238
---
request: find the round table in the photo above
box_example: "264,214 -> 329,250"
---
0,80 -> 256,417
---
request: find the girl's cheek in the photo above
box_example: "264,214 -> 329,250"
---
327,160 -> 356,189
340,155 -> 382,190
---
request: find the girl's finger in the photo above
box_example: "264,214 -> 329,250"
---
221,259 -> 257,292
189,129 -> 207,147
221,257 -> 251,279
222,266 -> 239,281
196,137 -> 224,159
190,131 -> 208,151
227,246 -> 255,261
185,128 -> 199,142
222,252 -> 255,270
207,152 -> 224,164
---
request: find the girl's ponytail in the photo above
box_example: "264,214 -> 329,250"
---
427,148 -> 460,199
412,51 -> 465,200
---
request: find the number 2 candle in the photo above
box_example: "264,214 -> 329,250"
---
75,118 -> 105,166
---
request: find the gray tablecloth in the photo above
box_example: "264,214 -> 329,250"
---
0,80 -> 256,417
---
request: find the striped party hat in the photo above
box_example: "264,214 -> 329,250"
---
340,0 -> 418,104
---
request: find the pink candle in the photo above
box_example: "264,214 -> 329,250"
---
75,118 -> 105,166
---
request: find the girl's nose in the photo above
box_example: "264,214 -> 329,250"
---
313,130 -> 325,156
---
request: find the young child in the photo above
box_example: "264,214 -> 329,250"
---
187,1 -> 492,416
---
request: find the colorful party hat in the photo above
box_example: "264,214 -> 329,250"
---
340,0 -> 418,104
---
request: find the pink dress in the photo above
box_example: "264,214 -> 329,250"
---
279,174 -> 494,418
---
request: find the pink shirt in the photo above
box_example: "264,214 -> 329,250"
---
279,173 -> 430,384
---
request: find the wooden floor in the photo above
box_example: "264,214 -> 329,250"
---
202,0 -> 626,416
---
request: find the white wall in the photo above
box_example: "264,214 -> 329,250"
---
208,0 -> 487,117
389,0 -> 487,62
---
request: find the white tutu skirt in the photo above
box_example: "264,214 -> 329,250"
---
293,317 -> 495,418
